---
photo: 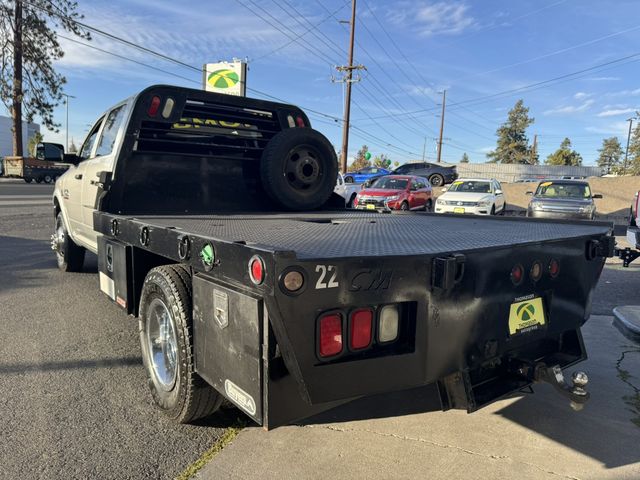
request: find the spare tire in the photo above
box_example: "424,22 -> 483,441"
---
260,128 -> 338,210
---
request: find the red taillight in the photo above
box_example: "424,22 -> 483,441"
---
148,95 -> 161,117
350,308 -> 373,350
295,115 -> 305,128
319,313 -> 343,357
511,264 -> 524,285
249,255 -> 264,285
549,259 -> 560,278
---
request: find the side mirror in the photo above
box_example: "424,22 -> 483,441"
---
526,191 -> 534,196
495,189 -> 503,195
593,194 -> 603,199
441,187 -> 448,192
62,153 -> 81,166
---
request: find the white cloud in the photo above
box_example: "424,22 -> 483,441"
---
388,2 -> 475,36
605,88 -> 640,98
574,92 -> 591,100
544,99 -> 595,116
585,121 -> 630,135
585,76 -> 620,82
597,108 -> 638,117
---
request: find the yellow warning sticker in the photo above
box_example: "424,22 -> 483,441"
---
539,181 -> 553,187
508,297 -> 546,335
452,181 -> 463,186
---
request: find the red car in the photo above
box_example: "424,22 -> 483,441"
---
353,175 -> 433,212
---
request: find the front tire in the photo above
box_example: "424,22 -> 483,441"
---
400,201 -> 409,211
24,177 -> 32,183
139,265 -> 222,424
53,212 -> 85,272
490,205 -> 496,215
347,193 -> 357,208
429,174 -> 444,187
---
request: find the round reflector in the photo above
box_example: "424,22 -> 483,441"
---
530,261 -> 542,282
549,259 -> 560,278
283,270 -> 304,292
249,255 -> 265,285
511,264 -> 524,285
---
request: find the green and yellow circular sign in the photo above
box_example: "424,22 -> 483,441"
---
207,69 -> 240,89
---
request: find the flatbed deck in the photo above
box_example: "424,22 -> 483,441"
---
110,212 -> 612,259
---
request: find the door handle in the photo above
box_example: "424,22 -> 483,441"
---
74,174 -> 83,180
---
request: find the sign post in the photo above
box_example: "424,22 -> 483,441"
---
202,61 -> 247,96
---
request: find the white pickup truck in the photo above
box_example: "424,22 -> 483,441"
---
334,173 -> 360,208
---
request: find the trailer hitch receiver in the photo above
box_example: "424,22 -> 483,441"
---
534,364 -> 590,411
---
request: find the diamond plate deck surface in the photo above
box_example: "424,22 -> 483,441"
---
132,212 -> 611,259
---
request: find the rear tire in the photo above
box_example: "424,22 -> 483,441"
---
24,177 -> 32,183
429,174 -> 444,187
344,176 -> 354,183
500,203 -> 506,215
53,212 -> 85,272
139,265 -> 223,424
44,174 -> 53,184
424,199 -> 433,212
260,128 -> 339,210
35,177 -> 43,184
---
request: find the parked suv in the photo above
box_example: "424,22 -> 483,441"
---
353,175 -> 433,212
435,178 -> 505,216
526,180 -> 602,220
390,162 -> 457,187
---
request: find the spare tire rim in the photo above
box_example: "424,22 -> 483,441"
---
147,298 -> 178,391
284,145 -> 321,190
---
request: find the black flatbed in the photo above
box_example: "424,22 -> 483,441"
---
108,212 -> 612,260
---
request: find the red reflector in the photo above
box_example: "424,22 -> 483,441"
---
319,314 -> 343,357
249,255 -> 264,285
350,309 -> 373,350
148,96 -> 161,116
295,115 -> 305,128
549,259 -> 560,278
511,264 -> 524,285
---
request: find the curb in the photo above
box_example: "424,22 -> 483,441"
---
612,306 -> 640,344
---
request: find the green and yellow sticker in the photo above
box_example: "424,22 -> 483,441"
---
508,296 -> 546,335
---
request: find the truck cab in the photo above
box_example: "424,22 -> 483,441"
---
54,98 -> 132,253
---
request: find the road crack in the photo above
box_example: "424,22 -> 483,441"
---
615,346 -> 640,428
304,424 -> 581,480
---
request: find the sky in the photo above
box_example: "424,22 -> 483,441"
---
13,0 -> 640,165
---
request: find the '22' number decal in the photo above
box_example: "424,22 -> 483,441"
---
315,265 -> 339,289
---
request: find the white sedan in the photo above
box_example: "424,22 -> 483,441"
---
434,178 -> 506,216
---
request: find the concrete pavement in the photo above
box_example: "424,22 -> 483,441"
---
199,315 -> 640,480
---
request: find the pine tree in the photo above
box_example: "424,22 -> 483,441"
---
460,153 -> 469,163
545,138 -> 583,166
486,100 -> 535,164
348,145 -> 371,171
626,123 -> 640,175
596,137 -> 623,173
0,1 -> 90,156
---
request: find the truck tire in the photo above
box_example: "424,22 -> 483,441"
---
260,128 -> 338,210
53,212 -> 85,272
139,265 -> 223,423
24,177 -> 32,184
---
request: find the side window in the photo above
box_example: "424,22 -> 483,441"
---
78,117 -> 104,160
370,168 -> 378,173
95,105 -> 126,157
411,180 -> 419,190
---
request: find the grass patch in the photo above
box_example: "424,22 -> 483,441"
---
176,426 -> 243,480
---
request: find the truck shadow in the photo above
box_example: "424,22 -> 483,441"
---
0,235 -> 98,293
0,356 -> 142,375
298,383 -> 639,469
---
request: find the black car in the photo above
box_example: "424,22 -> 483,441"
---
367,162 -> 457,187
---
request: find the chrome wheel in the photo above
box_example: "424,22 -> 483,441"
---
146,298 -> 178,391
51,215 -> 65,261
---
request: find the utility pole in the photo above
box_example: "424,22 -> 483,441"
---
530,134 -> 538,164
337,0 -> 365,174
623,117 -> 634,174
12,0 -> 23,157
63,94 -> 76,152
436,90 -> 446,163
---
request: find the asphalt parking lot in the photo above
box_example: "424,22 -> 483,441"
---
1,180 -> 639,479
